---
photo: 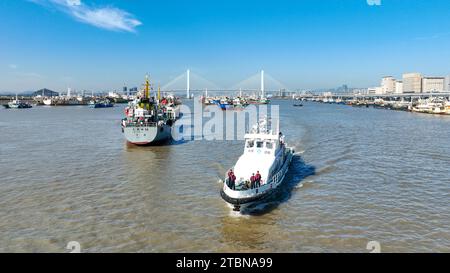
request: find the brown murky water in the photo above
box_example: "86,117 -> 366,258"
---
0,100 -> 449,252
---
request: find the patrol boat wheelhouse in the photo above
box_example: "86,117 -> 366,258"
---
221,118 -> 294,211
121,76 -> 180,145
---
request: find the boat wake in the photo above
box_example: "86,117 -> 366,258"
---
314,165 -> 335,176
294,179 -> 314,190
246,155 -> 316,215
226,204 -> 251,218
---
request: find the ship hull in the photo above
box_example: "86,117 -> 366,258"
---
220,186 -> 274,206
5,103 -> 32,109
123,124 -> 172,145
93,104 -> 113,108
218,104 -> 247,111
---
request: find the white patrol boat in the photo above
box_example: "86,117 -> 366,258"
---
221,118 -> 294,211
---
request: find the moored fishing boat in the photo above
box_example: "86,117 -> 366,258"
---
293,98 -> 303,107
391,100 -> 411,111
220,117 -> 294,211
248,96 -> 270,105
42,97 -> 54,106
200,96 -> 217,105
89,99 -> 114,108
215,97 -> 249,111
411,98 -> 447,115
43,96 -> 85,106
3,95 -> 32,109
445,100 -> 450,115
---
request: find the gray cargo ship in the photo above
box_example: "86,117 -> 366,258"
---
121,76 -> 180,145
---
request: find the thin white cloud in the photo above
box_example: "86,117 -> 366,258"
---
9,64 -> 18,69
66,0 -> 81,6
30,0 -> 142,32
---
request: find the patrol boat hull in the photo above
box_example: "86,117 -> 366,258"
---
123,123 -> 172,145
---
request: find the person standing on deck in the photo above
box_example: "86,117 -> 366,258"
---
228,169 -> 234,178
279,132 -> 285,145
227,169 -> 234,189
231,174 -> 236,190
255,171 -> 261,187
250,173 -> 256,189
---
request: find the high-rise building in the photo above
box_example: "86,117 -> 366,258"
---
445,76 -> 450,92
402,73 -> 422,93
395,81 -> 403,94
422,77 -> 445,93
342,84 -> 348,93
381,76 -> 396,94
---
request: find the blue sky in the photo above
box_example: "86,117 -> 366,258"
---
1,0 -> 450,92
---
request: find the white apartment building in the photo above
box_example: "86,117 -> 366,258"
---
446,76 -> 450,91
368,87 -> 383,95
422,77 -> 445,93
381,76 -> 396,94
395,81 -> 403,94
403,73 -> 422,93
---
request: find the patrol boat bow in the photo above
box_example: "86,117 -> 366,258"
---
221,118 -> 294,211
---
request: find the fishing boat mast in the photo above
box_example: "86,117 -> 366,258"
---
157,83 -> 161,102
261,70 -> 265,98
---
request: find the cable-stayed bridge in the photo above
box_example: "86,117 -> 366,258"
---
159,70 -> 290,98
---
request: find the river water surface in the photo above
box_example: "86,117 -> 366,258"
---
0,100 -> 449,252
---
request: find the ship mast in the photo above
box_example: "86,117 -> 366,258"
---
145,75 -> 150,99
158,83 -> 161,101
261,70 -> 265,98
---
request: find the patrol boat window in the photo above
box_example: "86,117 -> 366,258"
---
246,140 -> 254,148
266,142 -> 273,149
256,141 -> 264,148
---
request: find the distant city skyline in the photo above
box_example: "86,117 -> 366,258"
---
1,0 -> 450,92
